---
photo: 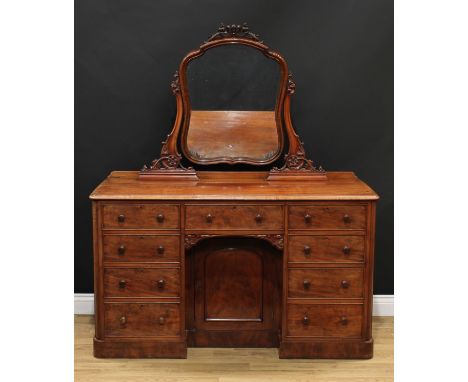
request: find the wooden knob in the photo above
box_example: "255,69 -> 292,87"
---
119,279 -> 126,289
341,280 -> 350,289
343,214 -> 351,223
303,245 -> 311,256
343,245 -> 351,255
157,279 -> 165,289
120,316 -> 126,325
255,214 -> 263,223
303,279 -> 311,289
206,214 -> 213,223
304,213 -> 312,223
340,316 -> 348,325
118,245 -> 126,255
156,213 -> 165,223
159,316 -> 165,325
118,214 -> 125,223
302,314 -> 310,325
157,245 -> 165,255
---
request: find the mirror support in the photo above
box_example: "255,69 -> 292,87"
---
140,71 -> 199,181
140,23 -> 327,181
266,74 -> 327,181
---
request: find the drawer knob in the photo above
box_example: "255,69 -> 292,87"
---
118,245 -> 126,255
255,214 -> 263,223
304,213 -> 312,223
120,316 -> 126,326
159,316 -> 165,325
343,245 -> 351,255
303,279 -> 311,289
206,214 -> 213,223
341,280 -> 350,289
340,316 -> 348,325
157,279 -> 165,289
302,314 -> 310,325
303,245 -> 311,256
119,279 -> 126,289
343,214 -> 351,223
156,213 -> 165,223
157,245 -> 165,255
117,214 -> 125,223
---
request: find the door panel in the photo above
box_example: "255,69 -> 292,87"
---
187,238 -> 281,347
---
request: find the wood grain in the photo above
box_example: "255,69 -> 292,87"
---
102,203 -> 180,229
288,268 -> 364,299
103,303 -> 181,337
104,268 -> 180,298
286,303 -> 363,338
188,238 -> 282,347
103,234 -> 180,262
185,204 -> 284,230
90,171 -> 379,201
288,205 -> 367,230
186,110 -> 279,161
288,235 -> 365,264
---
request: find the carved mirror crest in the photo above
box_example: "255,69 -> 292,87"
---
141,23 -> 326,181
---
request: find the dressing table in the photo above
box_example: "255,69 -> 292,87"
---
90,24 -> 379,359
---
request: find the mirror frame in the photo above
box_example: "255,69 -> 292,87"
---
140,24 -> 326,181
180,34 -> 287,165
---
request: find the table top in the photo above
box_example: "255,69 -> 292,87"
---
90,171 -> 379,201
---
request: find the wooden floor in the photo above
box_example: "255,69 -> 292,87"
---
75,315 -> 393,382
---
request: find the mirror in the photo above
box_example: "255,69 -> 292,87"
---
182,44 -> 283,164
141,24 -> 326,181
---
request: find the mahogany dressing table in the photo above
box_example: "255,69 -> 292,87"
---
90,24 -> 379,359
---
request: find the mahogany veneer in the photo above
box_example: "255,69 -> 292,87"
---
90,171 -> 378,359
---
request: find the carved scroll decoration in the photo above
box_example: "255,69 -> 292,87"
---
140,71 -> 198,179
170,70 -> 180,94
267,73 -> 326,179
184,234 -> 284,250
205,23 -> 262,44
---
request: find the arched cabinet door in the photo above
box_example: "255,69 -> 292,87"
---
186,237 -> 282,347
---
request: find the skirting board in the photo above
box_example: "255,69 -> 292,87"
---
74,294 -> 394,316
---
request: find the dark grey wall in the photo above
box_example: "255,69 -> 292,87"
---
75,0 -> 394,294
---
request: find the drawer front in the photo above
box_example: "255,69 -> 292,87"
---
288,205 -> 366,230
104,303 -> 181,337
288,268 -> 363,298
104,268 -> 180,297
185,204 -> 284,230
102,204 -> 179,229
103,235 -> 180,262
287,303 -> 363,337
288,236 -> 365,263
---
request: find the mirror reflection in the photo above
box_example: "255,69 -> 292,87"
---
185,44 -> 282,163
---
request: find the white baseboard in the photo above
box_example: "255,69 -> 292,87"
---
74,293 -> 394,316
74,293 -> 94,315
372,295 -> 394,316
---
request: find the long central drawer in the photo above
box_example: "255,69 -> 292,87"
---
185,204 -> 284,230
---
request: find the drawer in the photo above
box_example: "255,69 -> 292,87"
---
102,204 -> 179,229
104,268 -> 180,297
288,205 -> 366,230
288,268 -> 363,298
104,303 -> 181,337
185,204 -> 284,230
103,235 -> 180,262
288,236 -> 365,263
287,303 -> 363,337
